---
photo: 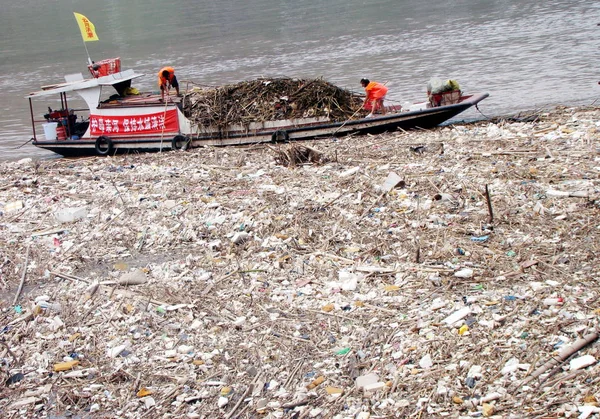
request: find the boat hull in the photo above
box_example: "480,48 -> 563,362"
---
32,93 -> 489,157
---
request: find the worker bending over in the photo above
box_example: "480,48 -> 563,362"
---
158,66 -> 180,101
360,78 -> 388,117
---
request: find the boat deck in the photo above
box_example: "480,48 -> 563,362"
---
98,92 -> 183,108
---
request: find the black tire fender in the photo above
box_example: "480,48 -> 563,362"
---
171,135 -> 191,150
95,136 -> 114,155
271,130 -> 289,143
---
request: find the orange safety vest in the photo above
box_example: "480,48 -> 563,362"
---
365,81 -> 388,100
158,67 -> 176,87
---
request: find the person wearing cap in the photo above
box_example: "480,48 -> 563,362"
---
158,66 -> 180,101
360,78 -> 388,117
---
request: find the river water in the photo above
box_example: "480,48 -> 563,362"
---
1,0 -> 598,160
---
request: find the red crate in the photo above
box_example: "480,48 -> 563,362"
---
88,58 -> 121,78
47,109 -> 69,120
429,90 -> 462,107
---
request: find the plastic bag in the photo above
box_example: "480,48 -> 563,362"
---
427,78 -> 460,94
446,79 -> 460,91
427,78 -> 445,94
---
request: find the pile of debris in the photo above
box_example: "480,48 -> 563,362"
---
272,144 -> 328,167
182,77 -> 365,128
1,105 -> 600,418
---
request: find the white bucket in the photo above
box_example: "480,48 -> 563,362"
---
42,122 -> 58,140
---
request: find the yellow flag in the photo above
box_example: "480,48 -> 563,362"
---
73,12 -> 99,42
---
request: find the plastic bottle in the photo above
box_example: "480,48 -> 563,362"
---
470,235 -> 489,242
542,297 -> 564,305
34,301 -> 62,315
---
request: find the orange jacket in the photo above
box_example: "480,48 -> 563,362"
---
365,81 -> 388,100
158,67 -> 176,87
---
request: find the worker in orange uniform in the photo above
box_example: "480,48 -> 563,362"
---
360,78 -> 388,117
158,67 -> 180,101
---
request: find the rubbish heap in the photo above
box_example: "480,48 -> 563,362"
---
182,77 -> 365,129
0,105 -> 599,418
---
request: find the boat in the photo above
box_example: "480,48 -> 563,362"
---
26,58 -> 489,157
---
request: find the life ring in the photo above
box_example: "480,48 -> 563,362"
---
95,136 -> 114,155
171,135 -> 191,150
271,130 -> 289,143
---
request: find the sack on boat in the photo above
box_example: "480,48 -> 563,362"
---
427,78 -> 460,95
446,79 -> 460,91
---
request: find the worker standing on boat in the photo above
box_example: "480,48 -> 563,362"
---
360,78 -> 388,117
158,66 -> 181,101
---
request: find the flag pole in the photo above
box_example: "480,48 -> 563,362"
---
83,41 -> 93,66
73,12 -> 99,66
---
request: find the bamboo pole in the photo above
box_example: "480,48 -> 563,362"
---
485,184 -> 494,223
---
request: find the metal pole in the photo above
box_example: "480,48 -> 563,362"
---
29,98 -> 36,141
63,92 -> 71,138
83,41 -> 92,66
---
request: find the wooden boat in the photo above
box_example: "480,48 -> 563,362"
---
26,58 -> 489,157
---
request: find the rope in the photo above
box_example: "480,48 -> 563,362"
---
13,138 -> 34,149
475,104 -> 492,120
332,107 -> 363,135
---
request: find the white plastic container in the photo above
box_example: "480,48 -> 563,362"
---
54,207 -> 88,223
454,268 -> 474,278
42,122 -> 58,140
443,306 -> 471,325
408,102 -> 428,112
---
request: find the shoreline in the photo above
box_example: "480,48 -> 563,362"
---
0,97 -> 599,163
1,104 -> 599,417
2,100 -> 599,163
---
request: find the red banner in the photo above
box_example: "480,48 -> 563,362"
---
89,109 -> 179,136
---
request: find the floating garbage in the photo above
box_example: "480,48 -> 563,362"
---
0,105 -> 599,417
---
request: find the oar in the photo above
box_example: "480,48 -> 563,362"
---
333,81 -> 390,136
332,107 -> 364,135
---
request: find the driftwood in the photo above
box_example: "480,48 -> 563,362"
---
274,144 -> 326,167
224,373 -> 263,419
516,331 -> 599,389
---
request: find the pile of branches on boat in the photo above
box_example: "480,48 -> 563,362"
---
182,77 -> 365,129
